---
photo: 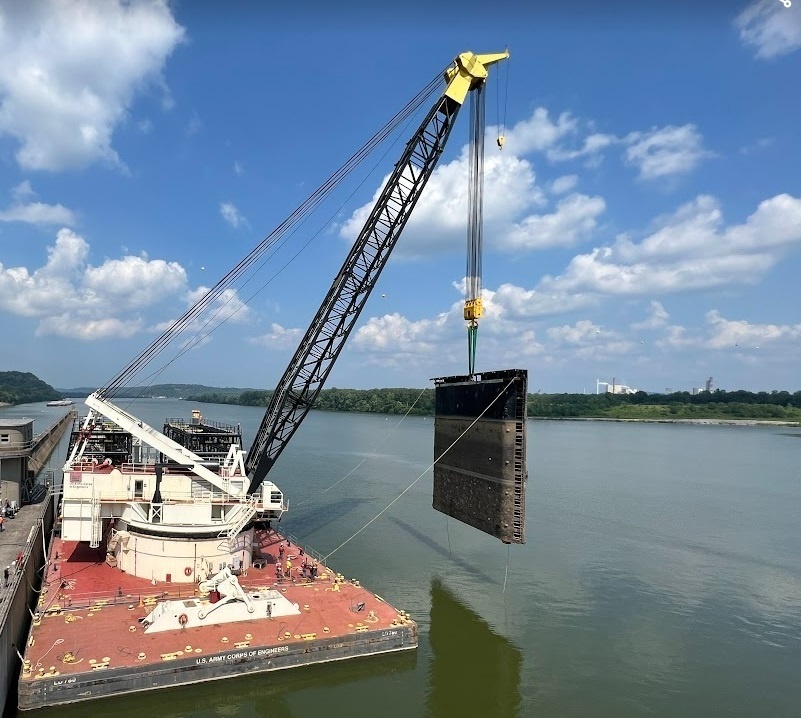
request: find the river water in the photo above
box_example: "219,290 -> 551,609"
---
4,399 -> 801,717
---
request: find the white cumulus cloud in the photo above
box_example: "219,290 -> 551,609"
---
704,310 -> 801,349
550,175 -> 578,194
539,193 -> 801,296
547,319 -> 634,359
353,312 -> 449,353
220,201 -> 247,229
340,146 -> 544,256
502,194 -> 606,250
0,228 -> 188,338
0,0 -> 185,171
0,182 -> 76,225
631,301 -> 670,330
547,133 -> 618,162
36,314 -> 143,340
547,319 -> 603,345
735,0 -> 801,59
623,125 -> 712,180
340,135 -> 605,256
184,287 -> 251,325
250,323 -> 303,350
153,286 -> 253,352
500,107 -> 577,156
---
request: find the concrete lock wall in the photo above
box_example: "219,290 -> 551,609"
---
0,494 -> 55,714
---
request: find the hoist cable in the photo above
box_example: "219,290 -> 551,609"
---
124,101 -> 431,399
466,81 -> 485,305
100,71 -> 444,397
105,74 -> 439,395
503,54 -> 510,138
466,80 -> 485,375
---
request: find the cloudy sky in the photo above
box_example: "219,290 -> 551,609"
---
0,0 -> 799,393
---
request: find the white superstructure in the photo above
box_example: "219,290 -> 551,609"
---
59,392 -> 287,583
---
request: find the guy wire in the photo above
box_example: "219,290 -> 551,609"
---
323,377 -> 515,561
293,388 -> 428,509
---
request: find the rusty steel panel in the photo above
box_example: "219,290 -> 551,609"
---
432,369 -> 527,544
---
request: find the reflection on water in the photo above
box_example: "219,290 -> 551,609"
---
389,516 -> 499,585
427,579 -> 522,718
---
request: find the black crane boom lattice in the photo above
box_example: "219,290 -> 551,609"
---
246,95 -> 462,491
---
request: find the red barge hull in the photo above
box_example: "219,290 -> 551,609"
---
18,530 -> 417,710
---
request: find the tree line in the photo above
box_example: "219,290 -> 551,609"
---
3,370 -> 800,420
526,389 -> 801,419
187,388 -> 437,415
185,387 -> 801,420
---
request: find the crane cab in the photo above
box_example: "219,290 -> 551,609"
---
261,480 -> 284,513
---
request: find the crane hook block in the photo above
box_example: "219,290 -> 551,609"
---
463,298 -> 484,321
497,135 -> 505,149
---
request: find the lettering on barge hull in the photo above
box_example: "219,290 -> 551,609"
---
196,646 -> 289,664
432,369 -> 528,544
18,625 -> 417,710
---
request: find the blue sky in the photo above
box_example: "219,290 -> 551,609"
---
1,0 -> 799,393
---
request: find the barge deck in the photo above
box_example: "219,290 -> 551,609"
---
19,528 -> 416,710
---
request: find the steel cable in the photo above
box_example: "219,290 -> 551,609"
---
101,71 -> 444,396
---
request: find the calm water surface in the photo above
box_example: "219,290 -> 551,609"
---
3,399 -> 800,717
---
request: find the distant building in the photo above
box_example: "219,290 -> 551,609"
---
596,379 -> 639,395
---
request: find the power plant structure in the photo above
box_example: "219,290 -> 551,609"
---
595,378 -> 639,395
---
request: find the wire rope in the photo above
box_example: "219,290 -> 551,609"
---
502,543 -> 510,594
121,102 -> 432,401
503,53 -> 510,138
106,80 -> 437,395
33,638 -> 64,673
292,388 -> 428,509
101,71 -> 444,396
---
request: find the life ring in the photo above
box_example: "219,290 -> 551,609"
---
178,613 -> 188,626
184,566 -> 192,577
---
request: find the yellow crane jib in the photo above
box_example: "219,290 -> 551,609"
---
444,51 -> 510,106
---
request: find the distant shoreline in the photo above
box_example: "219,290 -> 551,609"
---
531,417 -> 801,427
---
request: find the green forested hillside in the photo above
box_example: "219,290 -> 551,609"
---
187,387 -> 435,414
0,371 -> 61,405
186,387 -> 801,421
526,390 -> 801,421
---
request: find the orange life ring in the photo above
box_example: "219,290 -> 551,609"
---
178,613 -> 188,626
184,566 -> 192,577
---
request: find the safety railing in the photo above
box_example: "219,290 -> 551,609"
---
283,532 -> 329,571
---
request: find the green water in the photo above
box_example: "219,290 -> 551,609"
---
5,400 -> 800,717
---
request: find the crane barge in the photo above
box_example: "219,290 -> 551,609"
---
17,50 -> 510,710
